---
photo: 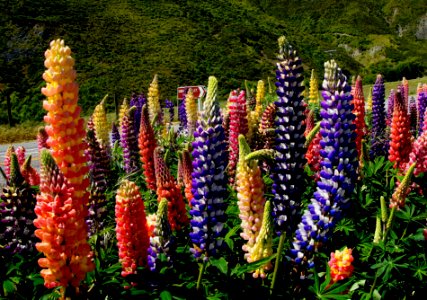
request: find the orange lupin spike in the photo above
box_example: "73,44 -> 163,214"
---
138,104 -> 157,191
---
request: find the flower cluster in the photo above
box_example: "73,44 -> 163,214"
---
417,91 -> 427,136
138,104 -> 157,191
148,74 -> 161,124
130,92 -> 146,137
227,89 -> 248,183
34,150 -> 94,289
147,198 -> 175,272
388,90 -> 412,171
351,75 -> 366,158
92,95 -> 110,149
189,76 -> 229,260
236,135 -> 266,261
0,153 -> 37,255
292,60 -> 358,269
328,247 -> 354,283
115,179 -> 149,277
246,200 -> 273,279
255,80 -> 265,119
258,103 -> 277,150
181,148 -> 194,203
154,147 -> 189,231
111,122 -> 120,146
179,93 -> 188,130
386,89 -> 395,127
186,89 -> 198,135
120,107 -> 141,174
308,69 -> 319,107
370,75 -> 387,158
271,36 -> 307,234
119,98 -> 129,135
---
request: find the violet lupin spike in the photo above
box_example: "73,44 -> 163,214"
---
370,74 -> 388,158
111,122 -> 120,147
120,107 -> 141,174
130,92 -> 145,137
179,94 -> 188,130
189,76 -> 228,261
418,92 -> 427,136
386,89 -> 395,127
270,36 -> 307,234
291,60 -> 358,270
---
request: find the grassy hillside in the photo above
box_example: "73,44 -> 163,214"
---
0,0 -> 426,125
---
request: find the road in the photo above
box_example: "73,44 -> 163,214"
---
0,140 -> 39,187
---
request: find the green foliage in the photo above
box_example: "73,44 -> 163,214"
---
1,0 -> 426,125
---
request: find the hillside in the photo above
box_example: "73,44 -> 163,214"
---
0,0 -> 426,125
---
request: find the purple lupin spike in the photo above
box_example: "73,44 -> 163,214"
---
418,92 -> 427,136
270,37 -> 306,235
120,107 -> 141,173
291,60 -> 358,270
370,74 -> 388,158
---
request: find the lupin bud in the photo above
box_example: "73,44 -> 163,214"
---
390,163 -> 416,209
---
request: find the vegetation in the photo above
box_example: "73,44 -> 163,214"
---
1,0 -> 426,126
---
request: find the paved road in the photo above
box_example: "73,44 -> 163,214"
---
0,140 -> 39,187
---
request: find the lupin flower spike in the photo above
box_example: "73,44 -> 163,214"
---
15,146 -> 26,166
227,90 -> 249,183
409,96 -> 418,137
417,91 -> 427,136
21,155 -> 41,186
271,36 -> 306,234
255,80 -> 265,119
0,153 -> 37,255
179,93 -> 188,130
190,75 -> 229,261
37,127 -> 50,151
370,74 -> 388,159
121,106 -> 141,174
138,104 -> 157,191
115,179 -> 149,278
181,148 -> 194,203
388,90 -> 412,171
111,122 -> 120,147
130,92 -> 146,137
118,98 -> 129,134
147,198 -> 175,272
41,39 -> 89,190
247,200 -> 274,279
85,130 -> 110,236
148,74 -> 161,124
165,99 -> 174,123
308,69 -> 319,107
185,89 -> 198,135
390,163 -> 416,209
386,89 -> 395,127
406,110 -> 427,176
92,95 -> 110,148
3,146 -> 15,180
328,247 -> 354,283
367,86 -> 373,112
236,135 -> 266,261
258,103 -> 277,150
351,75 -> 366,159
402,77 -> 409,108
154,147 -> 189,231
34,150 -> 94,289
291,60 -> 358,270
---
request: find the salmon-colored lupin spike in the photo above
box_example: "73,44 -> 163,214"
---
388,90 -> 412,171
328,247 -> 354,283
115,179 -> 150,278
154,147 -> 189,231
236,135 -> 266,262
181,148 -> 194,204
138,104 -> 157,191
3,145 -> 15,180
21,155 -> 40,186
34,150 -> 94,290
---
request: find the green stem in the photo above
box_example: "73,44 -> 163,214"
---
196,261 -> 207,291
270,232 -> 286,294
369,271 -> 379,298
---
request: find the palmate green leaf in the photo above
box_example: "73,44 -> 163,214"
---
160,290 -> 172,300
231,254 -> 277,277
3,279 -> 16,296
224,225 -> 240,250
210,257 -> 228,275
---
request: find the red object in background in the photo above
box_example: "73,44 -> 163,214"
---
177,86 -> 206,99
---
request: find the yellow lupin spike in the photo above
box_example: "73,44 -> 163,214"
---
255,80 -> 265,118
119,98 -> 129,134
248,200 -> 273,279
148,74 -> 161,124
185,89 -> 197,135
367,87 -> 373,112
308,69 -> 319,107
92,95 -> 110,147
236,135 -> 266,263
